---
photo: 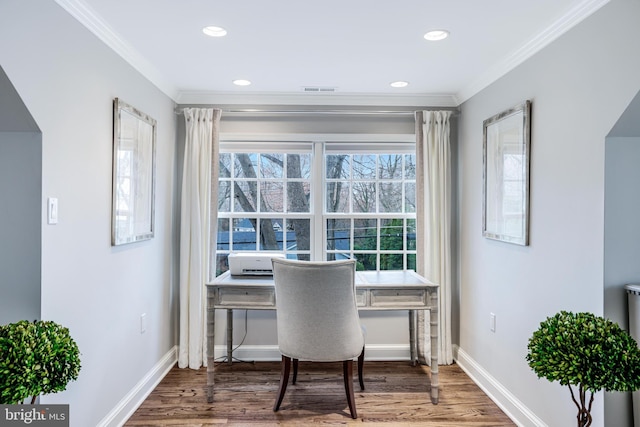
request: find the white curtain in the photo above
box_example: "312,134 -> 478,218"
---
178,108 -> 221,369
415,110 -> 453,365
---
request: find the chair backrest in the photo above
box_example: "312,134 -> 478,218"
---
271,258 -> 364,362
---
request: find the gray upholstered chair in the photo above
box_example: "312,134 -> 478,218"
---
271,258 -> 365,419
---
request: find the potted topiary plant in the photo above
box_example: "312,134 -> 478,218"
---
0,319 -> 81,404
526,311 -> 640,427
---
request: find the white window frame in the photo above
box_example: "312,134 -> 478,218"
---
214,135 -> 416,274
216,141 -> 314,262
322,142 -> 417,270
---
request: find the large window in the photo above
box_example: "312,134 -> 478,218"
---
324,148 -> 416,271
213,141 -> 416,276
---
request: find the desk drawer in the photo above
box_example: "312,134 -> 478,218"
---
217,288 -> 275,307
370,289 -> 426,308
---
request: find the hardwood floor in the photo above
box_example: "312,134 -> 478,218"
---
125,361 -> 515,426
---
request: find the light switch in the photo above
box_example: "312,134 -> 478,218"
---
47,197 -> 58,225
140,313 -> 147,334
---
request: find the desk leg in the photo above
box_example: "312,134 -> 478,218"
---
408,310 -> 417,366
416,310 -> 427,366
429,304 -> 439,404
226,309 -> 233,365
206,306 -> 216,403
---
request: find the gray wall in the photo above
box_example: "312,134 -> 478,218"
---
0,66 -> 41,325
0,2 -> 178,426
457,0 -> 640,426
0,132 -> 41,325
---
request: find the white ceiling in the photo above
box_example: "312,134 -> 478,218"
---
56,0 -> 609,106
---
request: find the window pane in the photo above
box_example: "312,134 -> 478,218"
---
406,254 -> 416,272
232,218 -> 256,250
260,153 -> 283,179
352,154 -> 376,179
234,153 -> 258,178
217,218 -> 230,250
379,154 -> 403,179
259,218 -> 283,250
354,219 -> 377,251
404,182 -> 416,213
354,253 -> 376,271
215,253 -> 229,277
381,218 -> 403,250
404,154 -> 416,179
218,181 -> 231,212
327,218 -> 351,252
406,219 -> 416,250
287,219 -> 311,251
219,153 -> 232,178
287,181 -> 310,213
234,181 -> 257,212
380,254 -> 403,270
288,153 -> 311,179
326,182 -> 350,213
326,154 -> 350,179
260,182 -> 284,212
352,181 -> 376,213
378,183 -> 402,213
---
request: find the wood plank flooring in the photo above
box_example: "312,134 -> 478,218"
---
125,361 -> 515,426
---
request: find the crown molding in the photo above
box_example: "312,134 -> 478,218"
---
456,0 -> 610,104
175,91 -> 458,108
54,0 -> 179,101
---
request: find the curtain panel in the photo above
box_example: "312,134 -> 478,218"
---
178,108 -> 221,369
415,110 -> 454,365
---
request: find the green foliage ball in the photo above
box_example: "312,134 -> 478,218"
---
526,311 -> 640,393
0,320 -> 81,404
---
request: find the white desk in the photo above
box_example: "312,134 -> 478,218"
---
206,270 -> 439,404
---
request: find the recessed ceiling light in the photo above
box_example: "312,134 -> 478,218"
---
202,26 -> 227,37
390,81 -> 409,88
233,79 -> 252,86
424,30 -> 449,41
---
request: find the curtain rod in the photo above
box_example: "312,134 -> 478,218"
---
174,107 -> 457,116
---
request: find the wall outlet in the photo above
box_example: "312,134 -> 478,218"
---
140,313 -> 147,334
490,312 -> 496,332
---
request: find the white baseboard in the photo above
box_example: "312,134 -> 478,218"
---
212,343 -> 412,362
97,345 -> 178,427
454,346 -> 547,427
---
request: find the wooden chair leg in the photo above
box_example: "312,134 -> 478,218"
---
274,355 -> 291,412
358,346 -> 365,391
343,359 -> 357,419
292,358 -> 299,384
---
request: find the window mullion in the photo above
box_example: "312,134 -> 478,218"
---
312,141 -> 324,260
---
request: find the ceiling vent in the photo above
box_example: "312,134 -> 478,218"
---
301,86 -> 338,93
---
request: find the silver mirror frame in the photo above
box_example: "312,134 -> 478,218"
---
482,100 -> 531,246
111,98 -> 157,246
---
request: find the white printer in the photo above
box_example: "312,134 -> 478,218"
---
227,252 -> 286,276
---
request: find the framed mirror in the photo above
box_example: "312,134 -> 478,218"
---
112,98 -> 156,246
482,100 -> 531,246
